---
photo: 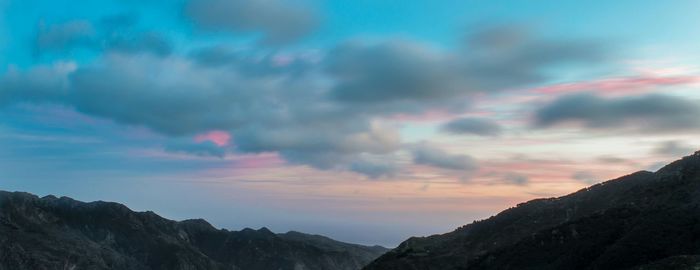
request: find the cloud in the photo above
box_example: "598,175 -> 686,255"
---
461,25 -> 607,91
530,74 -> 700,95
106,32 -> 172,56
501,172 -> 529,185
165,140 -> 227,158
596,156 -> 628,164
185,0 -> 319,44
1,52 -> 402,177
572,171 -> 598,184
349,157 -> 399,179
652,140 -> 694,157
189,46 -> 239,67
68,54 -> 251,135
35,20 -> 95,53
324,26 -> 607,116
326,40 -> 462,104
234,121 -> 401,171
189,45 -> 316,76
411,143 -> 478,171
534,93 -> 700,133
194,130 -> 230,146
441,117 -> 502,136
34,16 -> 172,57
0,62 -> 76,106
4,25 -> 609,178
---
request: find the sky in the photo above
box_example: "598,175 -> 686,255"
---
1,0 -> 700,247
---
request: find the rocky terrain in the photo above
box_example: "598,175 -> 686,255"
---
0,191 -> 388,270
365,151 -> 700,270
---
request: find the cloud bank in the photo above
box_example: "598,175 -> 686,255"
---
535,93 -> 700,133
441,117 -> 503,136
3,18 -> 615,179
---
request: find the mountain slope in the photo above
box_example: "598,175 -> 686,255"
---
365,151 -> 700,270
278,231 -> 389,264
0,192 -> 388,270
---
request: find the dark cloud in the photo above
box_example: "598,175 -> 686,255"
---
349,157 -> 399,179
67,54 -> 313,135
185,0 -> 319,44
462,26 -> 607,91
535,93 -> 700,133
325,27 -> 607,115
411,143 -> 478,171
441,117 -> 502,136
0,63 -> 74,106
326,41 -> 462,104
652,140 -> 694,157
597,156 -> 628,164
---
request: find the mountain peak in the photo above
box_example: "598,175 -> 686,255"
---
655,150 -> 700,176
180,218 -> 216,230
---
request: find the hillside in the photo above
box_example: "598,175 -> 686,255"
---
365,151 -> 700,270
0,191 -> 388,270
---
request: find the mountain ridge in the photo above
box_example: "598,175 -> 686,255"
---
3,151 -> 700,270
364,151 -> 700,270
0,190 -> 388,270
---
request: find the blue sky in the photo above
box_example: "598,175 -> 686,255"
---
1,0 -> 700,247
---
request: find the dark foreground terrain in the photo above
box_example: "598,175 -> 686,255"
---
366,151 -> 700,270
0,191 -> 387,270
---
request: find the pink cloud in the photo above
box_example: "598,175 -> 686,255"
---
233,153 -> 285,169
389,110 -> 457,122
194,130 -> 231,146
530,74 -> 700,95
477,156 -> 639,186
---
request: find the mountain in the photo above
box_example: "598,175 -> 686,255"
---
365,151 -> 700,270
278,231 -> 389,263
0,191 -> 388,270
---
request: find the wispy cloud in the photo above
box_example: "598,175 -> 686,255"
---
185,0 -> 319,44
530,74 -> 700,95
652,140 -> 694,157
440,117 -> 503,137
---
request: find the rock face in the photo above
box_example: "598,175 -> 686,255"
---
365,151 -> 700,270
0,192 -> 388,270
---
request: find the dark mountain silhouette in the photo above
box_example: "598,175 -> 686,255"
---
365,151 -> 700,270
0,191 -> 388,270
